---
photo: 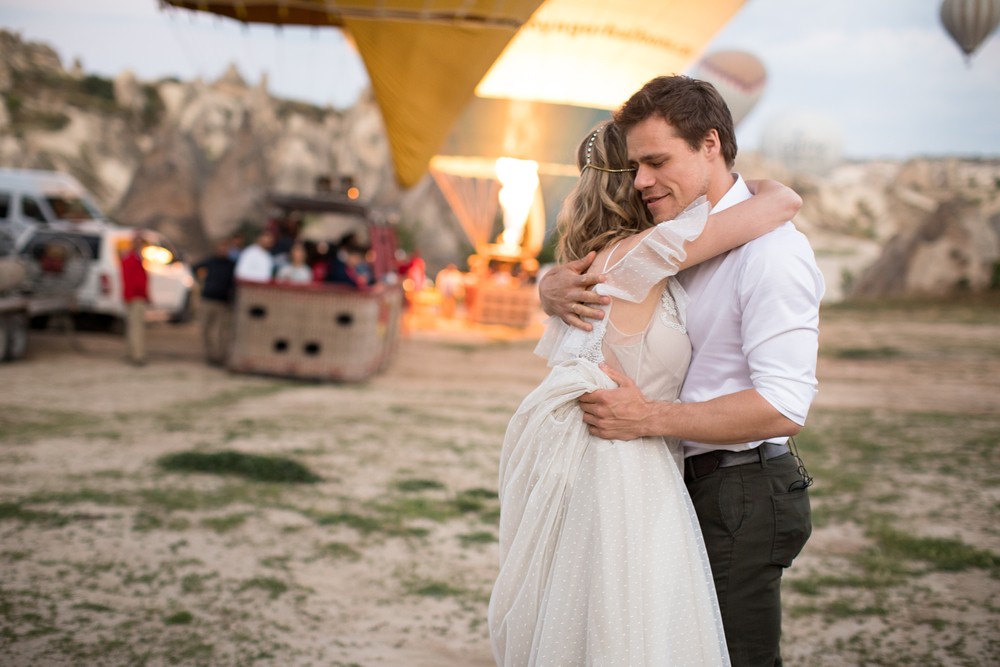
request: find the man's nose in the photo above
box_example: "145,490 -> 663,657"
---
633,165 -> 653,190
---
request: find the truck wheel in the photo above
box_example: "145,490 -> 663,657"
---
6,312 -> 28,361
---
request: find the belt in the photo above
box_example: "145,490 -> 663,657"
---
684,442 -> 790,483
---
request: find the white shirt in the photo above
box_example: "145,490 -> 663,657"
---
677,175 -> 825,457
234,244 -> 274,282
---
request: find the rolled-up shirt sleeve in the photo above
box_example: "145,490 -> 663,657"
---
738,235 -> 825,426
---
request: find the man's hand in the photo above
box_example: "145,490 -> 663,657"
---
538,251 -> 610,332
579,364 -> 660,441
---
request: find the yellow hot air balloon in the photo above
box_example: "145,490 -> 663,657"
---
162,0 -> 746,187
940,0 -> 1000,62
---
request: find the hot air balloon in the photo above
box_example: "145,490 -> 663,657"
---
940,0 -> 1000,62
161,0 -> 747,187
689,50 -> 767,126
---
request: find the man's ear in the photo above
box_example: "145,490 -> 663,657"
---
702,128 -> 721,160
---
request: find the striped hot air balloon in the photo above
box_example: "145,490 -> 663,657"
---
940,0 -> 1000,62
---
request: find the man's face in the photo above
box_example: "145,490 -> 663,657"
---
626,115 -> 712,222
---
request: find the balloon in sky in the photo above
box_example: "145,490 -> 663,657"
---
940,0 -> 1000,61
690,50 -> 767,126
162,0 -> 747,187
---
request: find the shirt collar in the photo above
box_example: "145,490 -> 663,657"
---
711,173 -> 751,214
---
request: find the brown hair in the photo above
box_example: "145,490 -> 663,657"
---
555,121 -> 654,263
614,75 -> 738,169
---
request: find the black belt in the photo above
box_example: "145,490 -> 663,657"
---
684,442 -> 790,483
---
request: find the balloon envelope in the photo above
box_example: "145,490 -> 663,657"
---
940,0 -> 1000,58
163,0 -> 746,186
690,50 -> 766,126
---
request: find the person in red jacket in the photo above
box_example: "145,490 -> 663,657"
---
120,233 -> 149,366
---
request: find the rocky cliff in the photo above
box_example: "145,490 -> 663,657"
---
2,30 -> 998,299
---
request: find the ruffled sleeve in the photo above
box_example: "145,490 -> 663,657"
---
598,197 -> 709,304
533,197 -> 709,367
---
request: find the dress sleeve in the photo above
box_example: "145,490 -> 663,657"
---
598,197 -> 709,304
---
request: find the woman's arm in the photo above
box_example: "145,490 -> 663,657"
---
676,179 -> 801,270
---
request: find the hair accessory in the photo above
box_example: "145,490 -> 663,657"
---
582,128 -> 637,174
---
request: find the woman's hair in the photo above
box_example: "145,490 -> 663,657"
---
555,121 -> 653,263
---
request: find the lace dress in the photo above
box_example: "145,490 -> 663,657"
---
488,200 -> 729,666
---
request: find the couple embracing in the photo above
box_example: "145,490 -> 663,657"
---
488,75 -> 824,666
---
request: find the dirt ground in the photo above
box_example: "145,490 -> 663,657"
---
1,298 -> 998,666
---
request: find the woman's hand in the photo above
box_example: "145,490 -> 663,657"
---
538,251 -> 610,331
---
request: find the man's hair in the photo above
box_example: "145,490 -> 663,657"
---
614,75 -> 738,169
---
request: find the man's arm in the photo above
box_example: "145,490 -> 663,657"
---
537,251 -> 609,332
579,365 -> 801,443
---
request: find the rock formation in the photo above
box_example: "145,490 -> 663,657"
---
1,29 -> 997,298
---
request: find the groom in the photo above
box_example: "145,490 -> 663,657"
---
539,76 -> 824,666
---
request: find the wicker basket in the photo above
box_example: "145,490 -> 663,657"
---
229,281 -> 404,382
469,283 -> 539,328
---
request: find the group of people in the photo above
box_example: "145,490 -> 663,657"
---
489,74 -> 824,666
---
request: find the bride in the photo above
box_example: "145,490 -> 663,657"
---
488,121 -> 801,666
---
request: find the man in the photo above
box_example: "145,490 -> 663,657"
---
120,233 -> 149,366
193,238 -> 237,366
540,76 -> 824,666
234,230 -> 275,282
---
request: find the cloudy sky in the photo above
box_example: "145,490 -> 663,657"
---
1,0 -> 998,160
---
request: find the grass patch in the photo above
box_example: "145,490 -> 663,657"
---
0,406 -> 101,443
827,346 -> 902,360
867,524 -> 999,573
164,610 -> 194,625
0,502 -> 70,527
200,512 -> 250,533
316,541 -> 362,561
458,531 -> 496,546
404,578 -> 467,598
394,478 -> 446,493
157,450 -> 321,484
237,576 -> 288,599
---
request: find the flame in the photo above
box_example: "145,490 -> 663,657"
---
495,157 -> 539,256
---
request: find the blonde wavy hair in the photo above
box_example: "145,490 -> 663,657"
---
555,121 -> 653,263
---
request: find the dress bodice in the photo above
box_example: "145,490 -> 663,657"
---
534,198 -> 710,389
602,285 -> 691,403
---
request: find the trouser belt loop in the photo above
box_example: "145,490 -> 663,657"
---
758,443 -> 769,468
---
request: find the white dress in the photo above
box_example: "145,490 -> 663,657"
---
488,200 -> 729,666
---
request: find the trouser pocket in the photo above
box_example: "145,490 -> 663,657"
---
770,488 -> 812,567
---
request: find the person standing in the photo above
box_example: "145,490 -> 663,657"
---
120,233 -> 149,366
541,76 -> 824,666
234,230 -> 275,282
489,120 -> 802,666
193,238 -> 237,366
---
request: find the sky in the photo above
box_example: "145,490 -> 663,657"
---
1,0 -> 999,160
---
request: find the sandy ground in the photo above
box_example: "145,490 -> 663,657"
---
1,300 -> 999,666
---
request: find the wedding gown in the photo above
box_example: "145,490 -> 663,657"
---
488,200 -> 729,666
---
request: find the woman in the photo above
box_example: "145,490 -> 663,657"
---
488,121 -> 801,666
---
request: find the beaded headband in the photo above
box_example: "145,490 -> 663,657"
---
582,128 -> 637,174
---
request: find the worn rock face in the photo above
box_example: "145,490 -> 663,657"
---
1,29 -> 998,296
